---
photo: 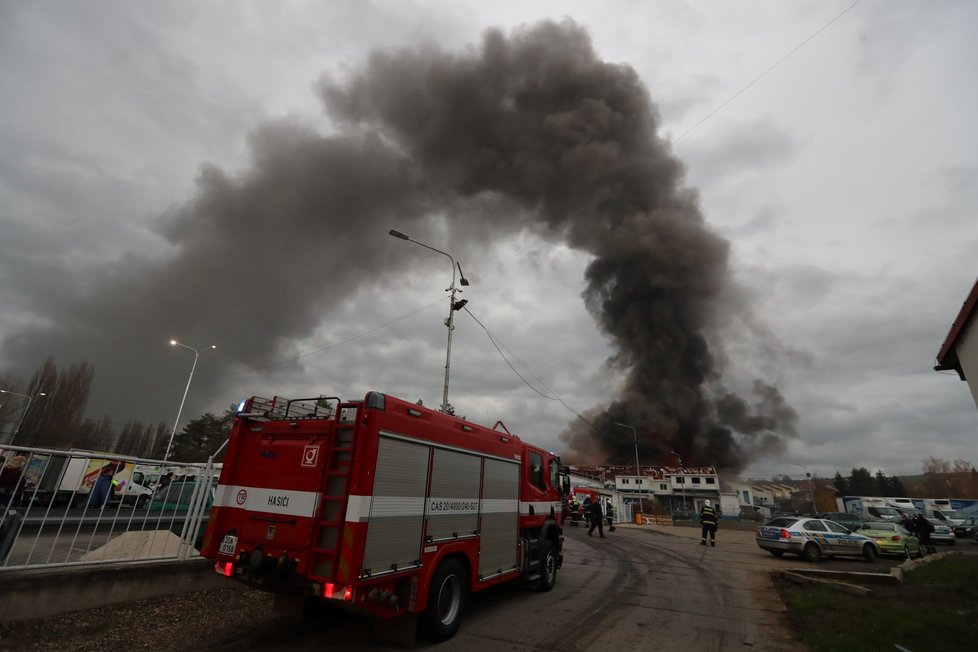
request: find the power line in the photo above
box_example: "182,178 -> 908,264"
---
670,0 -> 864,146
461,306 -> 597,432
206,297 -> 448,377
483,1 -> 863,277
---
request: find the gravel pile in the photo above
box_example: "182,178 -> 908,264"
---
0,589 -> 297,651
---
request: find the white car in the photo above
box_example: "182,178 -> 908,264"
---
755,516 -> 879,562
927,519 -> 956,546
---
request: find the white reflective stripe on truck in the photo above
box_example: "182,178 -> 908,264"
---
344,495 -> 525,522
214,484 -> 319,518
519,500 -> 563,516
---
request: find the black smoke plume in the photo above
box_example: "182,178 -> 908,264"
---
2,20 -> 796,470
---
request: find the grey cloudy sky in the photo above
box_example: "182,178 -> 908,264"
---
1,0 -> 975,479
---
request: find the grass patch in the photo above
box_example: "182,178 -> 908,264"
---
778,555 -> 978,652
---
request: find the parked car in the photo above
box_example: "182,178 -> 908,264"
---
755,516 -> 878,563
822,512 -> 864,531
952,516 -> 978,538
856,522 -> 921,559
144,478 -> 218,548
926,519 -> 956,546
739,509 -> 765,522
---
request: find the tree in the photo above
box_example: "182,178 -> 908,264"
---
874,470 -> 890,496
439,402 -> 465,420
832,472 -> 848,496
922,456 -> 977,498
847,467 -> 875,495
15,357 -> 93,448
168,407 -> 236,463
888,475 -> 907,497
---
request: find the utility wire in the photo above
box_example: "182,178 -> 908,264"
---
461,306 -> 598,432
670,0 -> 863,146
484,0 -> 863,276
206,296 -> 448,377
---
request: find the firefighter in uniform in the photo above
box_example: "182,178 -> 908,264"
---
700,499 -> 718,546
588,499 -> 605,538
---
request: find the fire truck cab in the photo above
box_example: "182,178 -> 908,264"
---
201,391 -> 569,641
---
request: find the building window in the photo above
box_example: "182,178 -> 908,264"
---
621,478 -> 629,485
676,477 -> 685,484
660,484 -> 667,491
706,477 -> 715,484
691,477 -> 701,485
636,478 -> 643,486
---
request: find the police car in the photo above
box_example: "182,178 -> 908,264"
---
755,516 -> 879,563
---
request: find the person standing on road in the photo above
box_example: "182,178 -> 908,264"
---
901,513 -> 915,536
915,514 -> 935,554
588,498 -> 605,538
87,460 -> 124,508
700,499 -> 718,546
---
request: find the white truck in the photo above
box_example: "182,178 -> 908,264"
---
29,452 -> 155,507
838,496 -> 901,522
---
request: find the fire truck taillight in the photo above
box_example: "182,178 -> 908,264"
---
214,561 -> 234,576
322,582 -> 353,601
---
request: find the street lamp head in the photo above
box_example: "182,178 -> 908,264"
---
170,339 -> 178,346
209,345 -> 216,349
388,229 -> 410,240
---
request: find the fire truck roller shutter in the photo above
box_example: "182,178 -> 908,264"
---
361,437 -> 429,576
479,458 -> 520,579
427,449 -> 481,541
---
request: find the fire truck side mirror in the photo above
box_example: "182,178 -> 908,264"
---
559,474 -> 571,496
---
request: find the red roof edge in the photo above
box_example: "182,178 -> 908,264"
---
935,276 -> 978,380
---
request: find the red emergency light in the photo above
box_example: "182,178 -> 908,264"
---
322,582 -> 353,601
214,561 -> 234,577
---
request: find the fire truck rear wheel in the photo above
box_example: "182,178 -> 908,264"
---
537,540 -> 558,592
421,558 -> 467,642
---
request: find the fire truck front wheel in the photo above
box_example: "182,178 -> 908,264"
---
421,558 -> 468,642
537,540 -> 558,591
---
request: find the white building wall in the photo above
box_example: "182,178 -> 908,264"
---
956,318 -> 978,410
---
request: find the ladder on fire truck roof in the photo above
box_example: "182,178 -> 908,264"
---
243,395 -> 341,421
308,400 -> 359,582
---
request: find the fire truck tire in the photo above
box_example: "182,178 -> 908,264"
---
537,540 -> 558,592
421,558 -> 468,642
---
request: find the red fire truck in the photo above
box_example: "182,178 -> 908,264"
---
201,391 -> 569,641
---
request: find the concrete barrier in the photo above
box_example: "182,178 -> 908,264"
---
0,558 -> 241,624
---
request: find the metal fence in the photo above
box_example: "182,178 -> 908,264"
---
0,445 -> 216,571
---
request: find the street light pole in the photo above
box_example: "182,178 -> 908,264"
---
791,464 -> 818,515
1,389 -> 46,446
165,340 -> 216,462
389,230 -> 469,412
671,450 -> 686,513
615,423 -> 642,515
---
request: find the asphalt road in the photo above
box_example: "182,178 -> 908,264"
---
2,522 -> 909,651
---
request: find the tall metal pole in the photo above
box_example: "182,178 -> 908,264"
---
805,469 -> 817,515
615,423 -> 642,516
792,464 -> 818,515
1,389 -> 42,446
442,284 -> 457,412
165,341 -> 215,462
389,230 -> 468,412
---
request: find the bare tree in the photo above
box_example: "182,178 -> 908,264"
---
16,358 -> 93,448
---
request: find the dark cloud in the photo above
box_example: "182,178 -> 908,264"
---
2,20 -> 795,471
